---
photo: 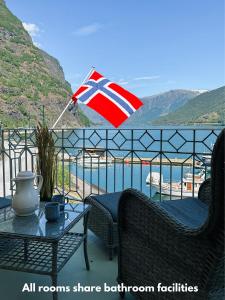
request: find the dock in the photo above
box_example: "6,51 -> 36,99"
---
112,157 -> 200,167
60,153 -> 200,167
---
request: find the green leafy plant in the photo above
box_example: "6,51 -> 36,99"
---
57,161 -> 70,189
36,123 -> 56,201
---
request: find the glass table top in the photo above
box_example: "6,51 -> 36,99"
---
0,203 -> 89,240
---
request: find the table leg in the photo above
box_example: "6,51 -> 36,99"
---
51,242 -> 58,300
83,212 -> 90,270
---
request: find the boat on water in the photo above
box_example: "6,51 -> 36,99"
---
201,144 -> 213,167
146,169 -> 205,198
202,154 -> 211,167
75,148 -> 113,168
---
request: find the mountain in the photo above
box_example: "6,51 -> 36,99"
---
153,86 -> 225,125
79,89 -> 202,126
79,104 -> 105,125
0,0 -> 90,128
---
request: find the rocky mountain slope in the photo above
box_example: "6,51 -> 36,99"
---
0,0 -> 90,128
80,89 -> 202,126
153,86 -> 225,125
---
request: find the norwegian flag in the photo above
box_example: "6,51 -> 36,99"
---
71,70 -> 143,128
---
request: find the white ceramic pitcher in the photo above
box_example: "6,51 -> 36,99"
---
12,171 -> 43,216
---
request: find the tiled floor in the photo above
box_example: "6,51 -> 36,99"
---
0,221 -> 134,300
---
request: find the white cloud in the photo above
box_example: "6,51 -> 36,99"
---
22,22 -> 40,38
22,22 -> 42,48
115,75 -> 160,86
133,75 -> 160,81
73,23 -> 102,36
119,81 -> 129,85
33,41 -> 42,48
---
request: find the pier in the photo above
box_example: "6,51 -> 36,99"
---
112,157 -> 200,167
60,153 -> 201,167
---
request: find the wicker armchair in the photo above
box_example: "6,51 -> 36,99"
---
118,129 -> 224,300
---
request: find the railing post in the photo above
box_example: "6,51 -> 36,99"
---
192,129 -> 196,198
8,130 -> 13,198
25,128 -> 28,171
106,129 -> 108,193
159,129 -> 163,201
0,125 -> 1,144
131,129 -> 134,188
82,128 -> 85,199
62,129 -> 65,197
1,128 -> 6,197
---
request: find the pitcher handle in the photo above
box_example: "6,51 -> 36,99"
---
36,175 -> 43,193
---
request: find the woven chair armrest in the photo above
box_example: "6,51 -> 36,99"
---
84,194 -> 115,223
198,178 -> 211,205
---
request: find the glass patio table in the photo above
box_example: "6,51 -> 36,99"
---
0,202 -> 90,300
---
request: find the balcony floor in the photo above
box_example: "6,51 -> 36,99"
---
0,220 -> 134,300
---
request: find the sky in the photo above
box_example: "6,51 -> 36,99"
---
6,0 -> 225,97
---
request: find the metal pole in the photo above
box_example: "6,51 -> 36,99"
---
51,67 -> 95,129
0,122 -> 2,152
28,112 -> 31,128
52,99 -> 73,129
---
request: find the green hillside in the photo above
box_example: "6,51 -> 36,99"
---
154,86 -> 225,125
0,0 -> 90,128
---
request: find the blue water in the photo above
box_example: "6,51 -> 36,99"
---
71,163 -> 196,198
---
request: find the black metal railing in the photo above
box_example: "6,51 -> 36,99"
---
0,128 -> 221,201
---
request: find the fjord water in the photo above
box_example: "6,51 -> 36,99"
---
67,126 -> 221,198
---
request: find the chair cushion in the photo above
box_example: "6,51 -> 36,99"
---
158,197 -> 208,229
89,192 -> 122,222
0,197 -> 11,209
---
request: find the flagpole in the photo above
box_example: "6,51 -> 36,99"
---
52,99 -> 73,129
51,66 -> 95,129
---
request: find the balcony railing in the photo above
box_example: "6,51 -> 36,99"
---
0,128 -> 221,201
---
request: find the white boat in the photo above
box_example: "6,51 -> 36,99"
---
76,148 -> 113,168
201,144 -> 213,167
202,154 -> 211,166
146,169 -> 205,198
